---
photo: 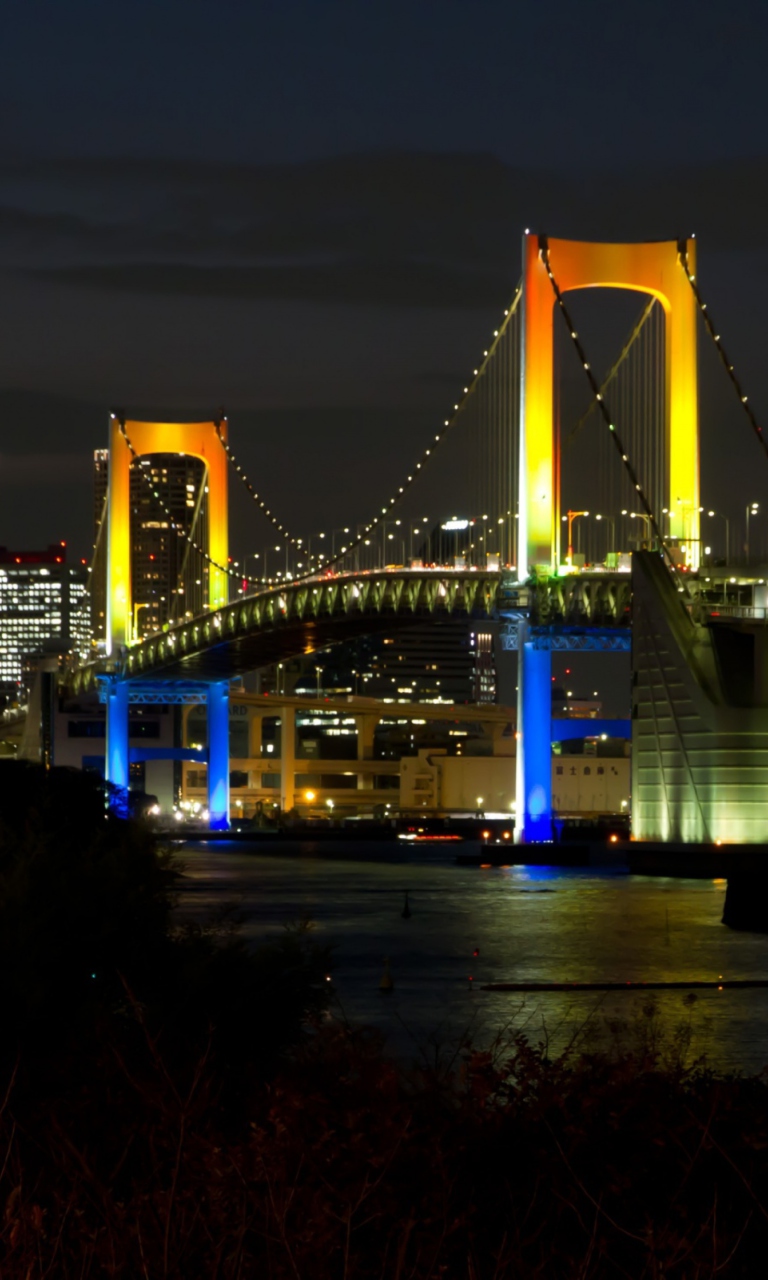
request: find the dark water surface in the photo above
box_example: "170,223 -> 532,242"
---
174,841 -> 768,1074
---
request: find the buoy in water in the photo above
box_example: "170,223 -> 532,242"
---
401,891 -> 412,920
379,957 -> 394,993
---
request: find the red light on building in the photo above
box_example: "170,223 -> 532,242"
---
0,544 -> 69,565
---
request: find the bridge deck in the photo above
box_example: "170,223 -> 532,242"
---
67,568 -> 633,693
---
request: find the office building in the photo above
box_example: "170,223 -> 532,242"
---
91,449 -> 209,641
0,545 -> 89,703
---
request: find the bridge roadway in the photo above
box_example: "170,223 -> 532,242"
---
68,567 -> 632,694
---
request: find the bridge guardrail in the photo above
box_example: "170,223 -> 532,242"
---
701,604 -> 768,622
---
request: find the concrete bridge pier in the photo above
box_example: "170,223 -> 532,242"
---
515,621 -> 553,843
206,681 -> 230,830
104,679 -> 130,816
355,713 -> 378,790
280,704 -> 296,812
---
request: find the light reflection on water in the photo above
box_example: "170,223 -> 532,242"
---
175,842 -> 768,1074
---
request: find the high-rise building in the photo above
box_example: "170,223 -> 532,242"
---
261,618 -> 497,707
0,545 -> 89,703
91,450 -> 209,642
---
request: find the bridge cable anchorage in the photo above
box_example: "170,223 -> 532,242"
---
563,297 -> 656,451
276,281 -> 523,580
213,416 -> 303,558
117,418 -> 259,587
539,236 -> 689,595
678,242 -> 768,466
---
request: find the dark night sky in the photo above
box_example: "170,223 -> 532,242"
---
2,0 -> 768,565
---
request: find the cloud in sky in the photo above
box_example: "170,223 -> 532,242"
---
4,152 -> 768,311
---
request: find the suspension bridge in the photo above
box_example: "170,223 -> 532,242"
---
63,232 -> 768,842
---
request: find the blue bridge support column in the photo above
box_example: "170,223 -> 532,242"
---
207,681 -> 230,830
105,679 -> 130,817
515,622 -> 553,843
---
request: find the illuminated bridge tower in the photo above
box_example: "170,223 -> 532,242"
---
104,416 -> 232,828
515,234 -> 699,841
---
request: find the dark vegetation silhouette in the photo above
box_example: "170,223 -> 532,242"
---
1,761 -> 768,1276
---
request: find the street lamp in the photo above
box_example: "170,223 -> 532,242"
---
629,512 -> 652,549
594,514 -> 616,559
264,545 -> 283,581
132,600 -> 149,641
330,527 -> 351,557
566,510 -> 589,565
409,518 -> 430,564
307,532 -> 327,571
480,514 -> 489,567
746,502 -> 759,561
381,519 -> 403,566
245,552 -> 261,585
496,516 -> 506,566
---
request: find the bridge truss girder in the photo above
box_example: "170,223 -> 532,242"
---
70,571 -> 507,692
67,569 -> 638,694
527,573 -> 632,628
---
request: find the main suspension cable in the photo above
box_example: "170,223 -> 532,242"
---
213,414 -> 303,553
678,242 -> 768,467
539,236 -> 684,588
312,282 -> 523,575
85,488 -> 108,598
212,283 -> 520,584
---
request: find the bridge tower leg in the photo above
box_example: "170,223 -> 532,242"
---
207,681 -> 230,830
515,623 -> 552,842
105,679 -> 130,817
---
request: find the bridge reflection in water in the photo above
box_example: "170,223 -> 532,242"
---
176,846 -> 768,1075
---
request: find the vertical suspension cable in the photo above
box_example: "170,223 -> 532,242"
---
654,301 -> 663,538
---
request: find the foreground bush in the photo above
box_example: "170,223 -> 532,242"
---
1,1021 -> 768,1277
0,761 -> 331,1084
0,763 -> 176,1040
